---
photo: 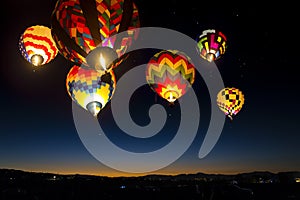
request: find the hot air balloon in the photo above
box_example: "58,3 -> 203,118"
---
66,65 -> 116,117
51,0 -> 140,73
196,29 -> 227,62
146,50 -> 196,104
216,87 -> 245,120
19,25 -> 58,67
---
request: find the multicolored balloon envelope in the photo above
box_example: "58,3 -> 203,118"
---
19,25 -> 58,67
146,50 -> 196,103
217,87 -> 245,120
51,0 -> 140,73
196,29 -> 227,62
66,65 -> 116,117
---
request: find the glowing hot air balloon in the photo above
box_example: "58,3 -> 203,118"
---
51,0 -> 140,73
66,65 -> 116,117
217,87 -> 245,120
196,29 -> 227,62
19,25 -> 58,67
146,50 -> 196,104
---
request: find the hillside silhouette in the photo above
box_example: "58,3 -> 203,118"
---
1,168 -> 300,200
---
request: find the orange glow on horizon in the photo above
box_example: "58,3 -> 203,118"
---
3,166 -> 288,178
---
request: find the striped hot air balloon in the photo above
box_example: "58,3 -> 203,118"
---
19,25 -> 58,67
217,87 -> 245,120
66,65 -> 116,117
51,0 -> 140,73
146,50 -> 196,104
196,29 -> 227,62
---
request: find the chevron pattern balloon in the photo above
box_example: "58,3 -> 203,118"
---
146,50 -> 196,103
19,25 -> 58,67
51,0 -> 140,67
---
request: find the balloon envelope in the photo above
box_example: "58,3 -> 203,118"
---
66,65 -> 116,117
19,25 -> 58,67
51,0 -> 140,70
196,29 -> 227,62
146,50 -> 196,103
217,87 -> 245,120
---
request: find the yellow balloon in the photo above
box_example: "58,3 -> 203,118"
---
217,87 -> 245,120
66,65 -> 116,117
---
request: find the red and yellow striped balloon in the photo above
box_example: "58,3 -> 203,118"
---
19,25 -> 58,67
146,50 -> 196,103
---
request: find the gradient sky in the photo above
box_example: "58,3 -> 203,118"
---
0,1 -> 299,177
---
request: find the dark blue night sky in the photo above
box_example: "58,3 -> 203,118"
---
0,1 -> 299,177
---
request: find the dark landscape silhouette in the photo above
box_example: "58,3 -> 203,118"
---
1,168 -> 300,200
